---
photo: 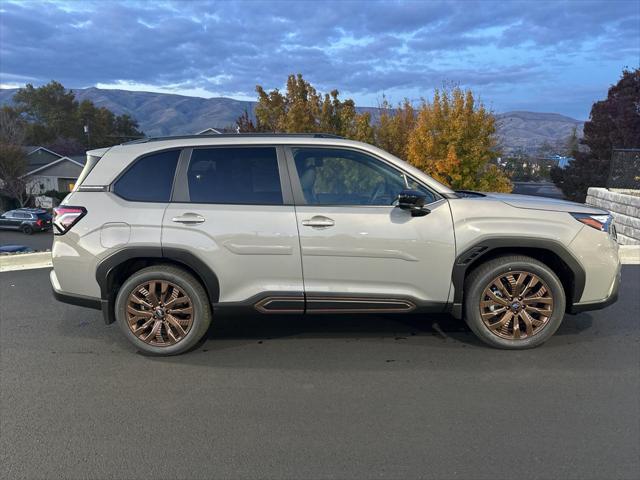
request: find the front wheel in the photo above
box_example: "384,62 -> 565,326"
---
115,265 -> 212,355
463,255 -> 566,349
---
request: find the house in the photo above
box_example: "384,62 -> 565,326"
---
21,146 -> 85,194
196,127 -> 222,135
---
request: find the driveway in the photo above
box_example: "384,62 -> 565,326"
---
1,267 -> 638,479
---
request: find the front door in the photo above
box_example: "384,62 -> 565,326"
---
286,146 -> 455,312
162,146 -> 304,311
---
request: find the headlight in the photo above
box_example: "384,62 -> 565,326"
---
570,212 -> 613,233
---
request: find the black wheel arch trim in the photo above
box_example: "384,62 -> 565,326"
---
95,247 -> 221,323
451,237 -> 586,309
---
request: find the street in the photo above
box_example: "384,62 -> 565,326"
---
0,229 -> 53,252
512,181 -> 565,199
1,266 -> 639,479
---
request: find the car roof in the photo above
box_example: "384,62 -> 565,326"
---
17,208 -> 47,213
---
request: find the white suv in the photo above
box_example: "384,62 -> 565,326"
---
51,134 -> 621,355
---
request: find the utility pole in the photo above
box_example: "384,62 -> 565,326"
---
84,123 -> 91,148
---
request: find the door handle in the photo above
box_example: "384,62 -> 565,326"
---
302,215 -> 335,228
172,213 -> 205,225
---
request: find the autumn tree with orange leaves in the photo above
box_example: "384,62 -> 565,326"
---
241,75 -> 511,193
407,87 -> 511,192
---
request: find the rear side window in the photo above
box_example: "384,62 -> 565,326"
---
187,147 -> 283,204
113,150 -> 180,202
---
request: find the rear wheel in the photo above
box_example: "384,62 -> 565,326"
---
463,255 -> 566,349
115,265 -> 212,355
21,225 -> 33,235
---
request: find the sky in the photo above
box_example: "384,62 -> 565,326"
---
0,0 -> 638,119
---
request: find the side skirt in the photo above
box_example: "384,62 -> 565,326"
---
214,292 -> 447,315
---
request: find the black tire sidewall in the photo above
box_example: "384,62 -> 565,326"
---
464,258 -> 566,349
22,225 -> 33,234
115,268 -> 211,356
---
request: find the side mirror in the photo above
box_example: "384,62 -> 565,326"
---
397,189 -> 430,217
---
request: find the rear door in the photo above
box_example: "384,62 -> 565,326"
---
162,146 -> 304,310
285,146 -> 456,312
0,212 -> 17,228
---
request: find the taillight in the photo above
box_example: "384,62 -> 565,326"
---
53,206 -> 87,235
35,219 -> 43,226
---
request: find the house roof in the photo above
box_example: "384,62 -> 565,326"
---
22,146 -> 65,170
22,156 -> 85,177
22,145 -> 64,157
196,127 -> 222,135
68,155 -> 86,165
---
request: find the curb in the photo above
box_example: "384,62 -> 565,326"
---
619,245 -> 640,265
2,246 -> 639,273
0,252 -> 53,272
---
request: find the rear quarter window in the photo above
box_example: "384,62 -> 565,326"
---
113,150 -> 180,202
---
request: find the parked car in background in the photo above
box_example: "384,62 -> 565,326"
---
0,208 -> 53,234
51,134 -> 620,355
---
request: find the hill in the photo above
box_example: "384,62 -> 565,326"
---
0,87 -> 584,152
495,111 -> 583,154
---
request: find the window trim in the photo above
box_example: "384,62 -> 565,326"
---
109,147 -> 182,203
174,145 -> 293,206
283,145 -> 442,207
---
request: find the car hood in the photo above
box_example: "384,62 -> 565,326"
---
484,192 -> 608,214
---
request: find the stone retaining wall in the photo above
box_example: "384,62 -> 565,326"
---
586,187 -> 640,245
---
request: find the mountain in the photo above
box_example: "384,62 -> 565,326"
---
0,87 -> 584,153
495,111 -> 584,154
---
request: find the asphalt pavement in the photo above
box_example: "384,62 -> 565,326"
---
0,229 -> 53,252
512,181 -> 565,199
1,267 -> 639,479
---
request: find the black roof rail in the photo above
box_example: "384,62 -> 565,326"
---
123,133 -> 345,145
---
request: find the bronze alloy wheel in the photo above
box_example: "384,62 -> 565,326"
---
126,280 -> 194,347
479,271 -> 554,340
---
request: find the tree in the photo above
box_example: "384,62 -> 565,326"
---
236,109 -> 257,132
564,126 -> 579,157
373,97 -> 415,160
0,107 -> 26,145
0,143 -> 30,207
248,74 -> 373,139
406,87 -> 511,192
552,68 -> 640,202
8,81 -> 144,153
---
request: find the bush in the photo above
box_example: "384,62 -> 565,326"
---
43,190 -> 69,203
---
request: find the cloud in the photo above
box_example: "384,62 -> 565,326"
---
0,0 -> 638,118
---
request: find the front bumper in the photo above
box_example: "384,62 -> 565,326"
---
568,264 -> 621,314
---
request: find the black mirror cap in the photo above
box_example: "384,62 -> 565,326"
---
398,189 -> 427,208
397,189 -> 430,217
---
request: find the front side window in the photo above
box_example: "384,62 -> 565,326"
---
292,148 -> 436,206
187,147 -> 283,205
113,150 -> 180,202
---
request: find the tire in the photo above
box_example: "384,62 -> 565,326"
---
115,265 -> 212,356
463,255 -> 566,349
21,225 -> 33,235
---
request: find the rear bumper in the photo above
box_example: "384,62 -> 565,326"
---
50,269 -> 112,323
52,289 -> 102,310
568,264 -> 621,314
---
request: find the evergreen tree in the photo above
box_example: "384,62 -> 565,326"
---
552,68 -> 640,201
